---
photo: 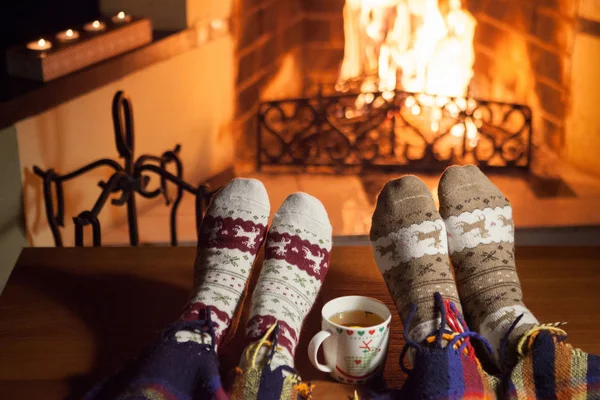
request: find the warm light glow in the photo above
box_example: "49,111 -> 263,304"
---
447,102 -> 459,118
435,96 -> 450,107
27,37 -> 52,51
338,0 -> 476,98
451,123 -> 465,137
466,118 -> 478,147
422,94 -> 438,108
56,28 -> 80,42
382,90 -> 395,101
364,92 -> 375,104
112,12 -> 131,24
210,19 -> 224,30
411,105 -> 421,115
467,98 -> 478,111
84,19 -> 107,32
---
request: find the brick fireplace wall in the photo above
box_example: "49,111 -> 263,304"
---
466,0 -> 577,161
302,0 -> 345,91
233,0 -> 304,167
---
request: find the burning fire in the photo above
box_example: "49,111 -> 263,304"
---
337,0 -> 479,146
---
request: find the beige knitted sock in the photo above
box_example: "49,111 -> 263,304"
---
438,165 -> 538,363
370,175 -> 461,343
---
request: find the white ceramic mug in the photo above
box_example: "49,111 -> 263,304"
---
308,296 -> 392,384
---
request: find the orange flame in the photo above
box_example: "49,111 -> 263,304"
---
338,0 -> 478,144
339,0 -> 476,97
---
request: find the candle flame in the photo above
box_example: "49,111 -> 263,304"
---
92,20 -> 100,28
117,11 -> 126,19
66,29 -> 74,37
38,39 -> 46,46
210,19 -> 224,30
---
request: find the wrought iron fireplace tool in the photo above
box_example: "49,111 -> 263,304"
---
34,90 -> 213,247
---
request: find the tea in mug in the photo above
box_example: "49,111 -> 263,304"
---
328,309 -> 385,328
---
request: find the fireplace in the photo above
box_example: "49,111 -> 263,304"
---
5,0 -> 600,251
233,0 -> 579,177
228,0 -> 600,239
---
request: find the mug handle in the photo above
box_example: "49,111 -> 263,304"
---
308,330 -> 333,373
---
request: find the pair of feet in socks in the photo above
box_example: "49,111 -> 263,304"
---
371,165 -> 538,369
182,165 -> 532,386
178,178 -> 332,392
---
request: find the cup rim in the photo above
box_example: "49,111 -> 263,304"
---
321,295 -> 392,330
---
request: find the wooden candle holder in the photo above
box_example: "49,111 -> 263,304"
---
6,17 -> 153,82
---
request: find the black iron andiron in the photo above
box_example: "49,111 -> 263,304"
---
34,91 -> 212,247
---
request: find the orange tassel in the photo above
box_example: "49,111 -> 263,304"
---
295,382 -> 315,399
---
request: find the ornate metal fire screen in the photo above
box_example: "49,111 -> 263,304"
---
257,91 -> 532,173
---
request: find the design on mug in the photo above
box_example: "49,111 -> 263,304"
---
342,339 -> 382,377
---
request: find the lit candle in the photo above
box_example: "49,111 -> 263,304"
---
83,20 -> 107,32
26,38 -> 52,51
56,29 -> 80,43
112,11 -> 131,24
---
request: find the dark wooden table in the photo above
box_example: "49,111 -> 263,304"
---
1,247 -> 600,399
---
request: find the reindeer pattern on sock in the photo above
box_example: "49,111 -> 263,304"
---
455,215 -> 490,238
267,236 -> 291,256
373,220 -> 449,271
205,220 -> 223,242
376,242 -> 397,260
445,206 -> 515,253
233,224 -> 262,249
303,246 -> 325,273
412,225 -> 444,249
246,316 -> 266,339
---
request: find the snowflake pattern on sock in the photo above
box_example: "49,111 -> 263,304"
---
245,193 -> 332,368
182,179 -> 269,347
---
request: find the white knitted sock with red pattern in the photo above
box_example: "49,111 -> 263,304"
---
243,193 -> 332,370
180,178 -> 270,349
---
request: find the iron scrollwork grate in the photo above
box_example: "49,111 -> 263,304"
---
257,91 -> 532,173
